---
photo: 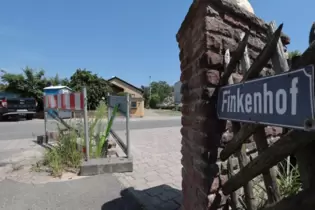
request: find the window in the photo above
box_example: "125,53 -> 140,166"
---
131,101 -> 137,108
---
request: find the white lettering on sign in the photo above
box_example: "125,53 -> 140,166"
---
221,77 -> 299,115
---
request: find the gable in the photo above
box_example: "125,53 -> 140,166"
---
108,77 -> 143,95
108,78 -> 143,98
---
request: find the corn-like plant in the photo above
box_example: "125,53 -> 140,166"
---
276,159 -> 302,197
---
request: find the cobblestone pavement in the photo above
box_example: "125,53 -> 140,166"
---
114,127 -> 183,210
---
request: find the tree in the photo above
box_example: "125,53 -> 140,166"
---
1,67 -> 49,110
149,94 -> 160,108
288,50 -> 301,60
69,69 -> 112,110
48,73 -> 70,86
150,81 -> 172,104
1,67 -> 46,98
141,85 -> 150,108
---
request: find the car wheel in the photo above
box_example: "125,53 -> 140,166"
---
0,115 -> 8,121
26,114 -> 33,120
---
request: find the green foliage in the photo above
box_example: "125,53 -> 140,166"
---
288,50 -> 301,60
49,73 -> 70,86
150,81 -> 172,104
141,85 -> 150,108
69,69 -> 112,110
277,160 -> 301,197
88,100 -> 108,158
43,130 -> 83,177
0,84 -> 7,91
0,67 -> 112,111
149,94 -> 160,108
1,67 -> 46,101
96,103 -> 118,157
41,101 -> 114,176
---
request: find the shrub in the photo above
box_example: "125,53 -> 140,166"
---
149,94 -> 160,108
41,100 -> 111,177
43,130 -> 82,177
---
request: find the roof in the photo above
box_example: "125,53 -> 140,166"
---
108,77 -> 144,93
43,85 -> 73,91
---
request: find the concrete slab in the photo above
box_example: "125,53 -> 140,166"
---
80,157 -> 133,176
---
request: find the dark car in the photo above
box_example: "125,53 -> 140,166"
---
0,93 -> 37,121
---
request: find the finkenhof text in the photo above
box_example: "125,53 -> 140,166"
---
221,77 -> 298,115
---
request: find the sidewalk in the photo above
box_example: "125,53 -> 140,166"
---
0,127 -> 183,209
114,127 -> 182,210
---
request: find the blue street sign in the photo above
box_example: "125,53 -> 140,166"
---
217,65 -> 315,130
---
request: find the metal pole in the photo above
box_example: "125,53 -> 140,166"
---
83,87 -> 90,161
107,93 -> 111,120
126,93 -> 130,158
44,111 -> 48,143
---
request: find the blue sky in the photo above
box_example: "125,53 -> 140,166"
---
0,0 -> 313,87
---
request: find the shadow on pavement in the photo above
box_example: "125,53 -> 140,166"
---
102,185 -> 182,210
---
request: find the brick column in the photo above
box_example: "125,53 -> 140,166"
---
176,0 -> 286,209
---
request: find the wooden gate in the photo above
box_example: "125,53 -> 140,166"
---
215,21 -> 315,210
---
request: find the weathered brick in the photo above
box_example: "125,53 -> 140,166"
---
222,36 -> 238,52
206,5 -> 220,17
205,32 -> 222,52
181,104 -> 191,116
188,72 -> 208,89
205,16 -> 234,38
223,14 -> 250,31
181,116 -> 193,127
206,69 -> 221,85
199,50 -> 223,68
180,67 -> 193,82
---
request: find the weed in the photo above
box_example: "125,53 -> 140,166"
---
276,159 -> 301,197
41,100 -> 114,177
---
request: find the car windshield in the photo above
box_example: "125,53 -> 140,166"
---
0,92 -> 21,99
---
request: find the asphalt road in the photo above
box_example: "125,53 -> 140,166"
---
0,117 -> 181,141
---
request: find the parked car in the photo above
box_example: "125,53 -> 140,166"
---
0,93 -> 37,121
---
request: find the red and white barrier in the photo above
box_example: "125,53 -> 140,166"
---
44,92 -> 84,111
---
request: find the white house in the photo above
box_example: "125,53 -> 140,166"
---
174,81 -> 182,105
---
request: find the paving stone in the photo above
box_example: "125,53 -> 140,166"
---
145,174 -> 161,182
113,127 -> 182,209
147,180 -> 166,188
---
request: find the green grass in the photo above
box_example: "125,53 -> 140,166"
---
42,130 -> 82,177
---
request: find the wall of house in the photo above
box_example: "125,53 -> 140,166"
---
176,0 -> 284,209
130,98 -> 145,117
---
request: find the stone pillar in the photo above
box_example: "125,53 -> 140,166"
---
176,0 -> 289,209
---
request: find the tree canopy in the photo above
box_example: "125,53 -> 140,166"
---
0,67 -> 112,110
69,69 -> 112,110
150,81 -> 172,104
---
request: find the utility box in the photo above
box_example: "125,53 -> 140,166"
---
43,85 -> 72,119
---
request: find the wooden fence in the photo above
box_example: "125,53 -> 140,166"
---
215,21 -> 315,210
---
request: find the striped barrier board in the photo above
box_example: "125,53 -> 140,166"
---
44,92 -> 84,111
